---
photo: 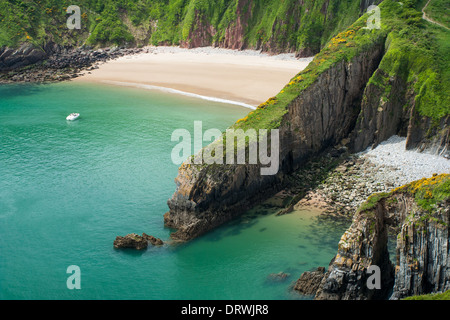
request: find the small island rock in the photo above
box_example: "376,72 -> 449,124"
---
113,233 -> 148,250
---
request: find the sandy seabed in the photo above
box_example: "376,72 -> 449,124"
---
75,46 -> 314,108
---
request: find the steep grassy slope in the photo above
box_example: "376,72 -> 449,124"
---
176,0 -> 372,54
0,0 -> 97,48
0,0 -> 379,55
423,0 -> 450,28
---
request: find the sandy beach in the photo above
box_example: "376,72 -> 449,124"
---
74,46 -> 313,108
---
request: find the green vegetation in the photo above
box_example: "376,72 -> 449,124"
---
404,290 -> 450,300
233,0 -> 449,133
385,1 -> 450,120
393,173 -> 450,212
356,174 -> 449,226
0,0 -> 368,51
424,0 -> 450,27
0,0 -> 101,48
87,1 -> 134,46
358,192 -> 391,213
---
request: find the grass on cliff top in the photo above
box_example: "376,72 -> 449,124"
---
423,0 -> 450,28
357,192 -> 391,214
367,0 -> 450,120
404,289 -> 450,300
393,173 -> 450,211
358,174 -> 450,214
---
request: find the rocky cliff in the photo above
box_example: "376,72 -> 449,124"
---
166,0 -> 449,241
0,43 -> 47,72
0,44 -> 143,83
296,174 -> 450,300
180,0 -> 381,56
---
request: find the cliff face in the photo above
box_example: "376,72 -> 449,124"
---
391,199 -> 450,299
406,111 -> 450,156
351,34 -> 450,156
314,199 -> 395,300
165,163 -> 281,240
180,0 -> 381,56
307,174 -> 450,300
215,0 -> 251,50
0,43 -> 47,72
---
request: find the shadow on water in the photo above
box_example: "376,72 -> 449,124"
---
0,83 -> 51,99
112,247 -> 148,258
201,207 -> 274,243
203,218 -> 260,243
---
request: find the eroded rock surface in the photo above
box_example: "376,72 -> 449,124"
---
295,175 -> 450,300
114,233 -> 164,250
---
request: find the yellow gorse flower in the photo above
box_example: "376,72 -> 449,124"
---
257,97 -> 278,109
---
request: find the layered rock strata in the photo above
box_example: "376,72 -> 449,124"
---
295,174 -> 450,300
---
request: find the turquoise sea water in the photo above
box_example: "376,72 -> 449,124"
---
0,82 -> 348,300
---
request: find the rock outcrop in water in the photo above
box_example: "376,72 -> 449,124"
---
114,234 -> 149,250
295,174 -> 450,300
114,233 -> 164,250
142,233 -> 164,246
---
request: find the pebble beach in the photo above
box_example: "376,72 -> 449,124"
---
295,136 -> 449,215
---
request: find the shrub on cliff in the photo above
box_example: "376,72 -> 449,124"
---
404,290 -> 450,300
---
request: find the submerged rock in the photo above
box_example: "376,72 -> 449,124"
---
267,272 -> 290,282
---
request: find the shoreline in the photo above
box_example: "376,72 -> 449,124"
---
0,46 -> 144,83
293,136 -> 450,216
0,45 -> 314,109
74,46 -> 314,108
99,80 -> 257,109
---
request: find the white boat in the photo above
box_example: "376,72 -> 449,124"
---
66,113 -> 80,121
